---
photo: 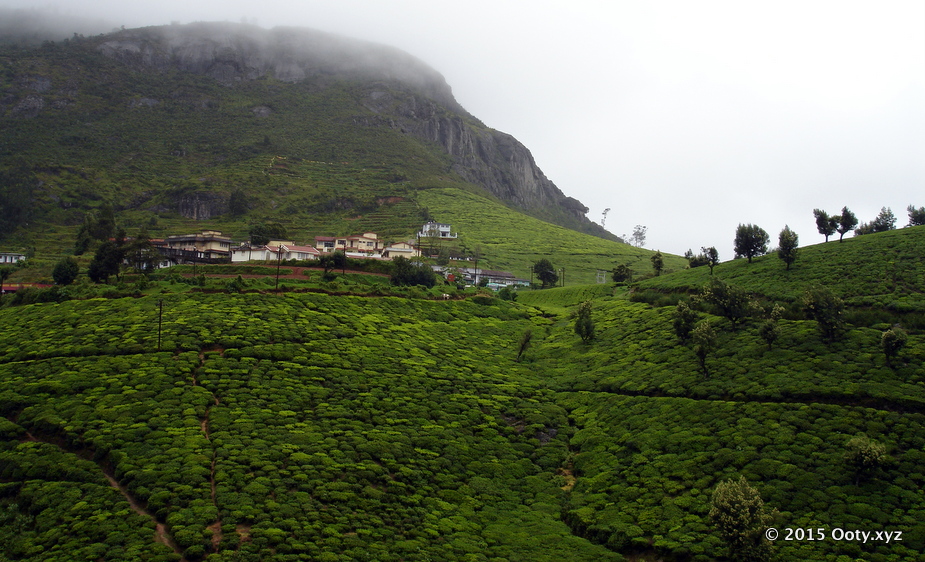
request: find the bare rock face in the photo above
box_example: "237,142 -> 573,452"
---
176,191 -> 227,220
95,22 -> 608,237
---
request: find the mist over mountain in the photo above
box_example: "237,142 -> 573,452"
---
1,18 -> 616,242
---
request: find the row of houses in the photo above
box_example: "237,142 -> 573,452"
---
151,229 -> 425,265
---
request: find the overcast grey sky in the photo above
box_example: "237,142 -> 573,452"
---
5,0 -> 924,259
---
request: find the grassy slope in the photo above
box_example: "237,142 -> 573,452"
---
635,226 -> 925,311
416,188 -> 686,283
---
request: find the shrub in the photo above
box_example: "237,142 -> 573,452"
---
802,287 -> 845,341
880,327 -> 907,368
52,257 -> 79,285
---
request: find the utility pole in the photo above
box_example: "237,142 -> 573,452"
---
275,244 -> 283,291
157,299 -> 163,351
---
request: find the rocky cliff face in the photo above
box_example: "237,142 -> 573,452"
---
93,22 -> 610,238
85,23 -> 615,239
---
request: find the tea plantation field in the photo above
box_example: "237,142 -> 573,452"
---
0,292 -> 619,561
2,261 -> 924,561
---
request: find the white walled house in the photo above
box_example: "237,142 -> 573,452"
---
231,244 -> 320,263
0,252 -> 25,264
418,221 -> 457,239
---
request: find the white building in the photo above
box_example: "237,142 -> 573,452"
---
418,221 -> 457,239
0,252 -> 25,264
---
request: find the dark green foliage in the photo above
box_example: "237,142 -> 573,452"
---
229,189 -> 249,216
249,222 -> 288,245
516,328 -> 533,362
684,249 -> 709,268
318,250 -> 347,278
672,300 -> 698,342
0,266 -> 12,306
734,224 -> 769,263
700,278 -> 755,328
844,434 -> 887,484
907,205 -> 925,227
534,259 -> 559,289
87,240 -> 124,283
881,326 -> 907,367
92,203 -> 117,241
802,287 -> 845,341
777,225 -> 799,270
836,206 -> 858,241
691,320 -> 716,376
498,285 -> 517,301
856,207 -> 897,236
574,300 -> 594,343
390,256 -> 437,287
814,208 -> 837,242
709,476 -> 775,562
650,250 -> 664,276
757,305 -> 783,350
0,162 -> 35,239
123,236 -> 160,274
611,264 -> 632,283
0,292 -> 623,561
52,256 -> 79,285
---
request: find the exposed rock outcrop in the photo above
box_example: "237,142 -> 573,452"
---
176,192 -> 227,220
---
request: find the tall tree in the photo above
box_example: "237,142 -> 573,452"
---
574,300 -> 594,343
534,259 -> 558,289
777,225 -> 799,270
702,246 -> 719,275
733,224 -> 769,263
856,207 -> 897,235
672,301 -> 698,342
87,240 -> 125,283
813,208 -> 836,242
906,204 -> 925,226
709,476 -> 776,562
630,225 -> 647,248
691,321 -> 717,376
650,250 -> 664,276
836,206 -> 858,241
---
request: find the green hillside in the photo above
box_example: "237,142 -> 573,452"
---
1,225 -> 924,561
0,31 -> 653,283
636,226 -> 925,314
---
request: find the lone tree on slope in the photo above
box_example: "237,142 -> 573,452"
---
710,476 -> 776,562
574,300 -> 595,343
733,224 -> 769,263
702,246 -> 719,275
534,259 -> 559,289
813,208 -> 837,242
836,206 -> 858,241
651,250 -> 664,276
777,225 -> 799,270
